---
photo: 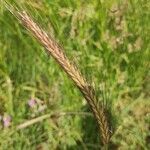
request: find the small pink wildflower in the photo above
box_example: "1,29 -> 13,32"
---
3,115 -> 11,127
28,99 -> 37,108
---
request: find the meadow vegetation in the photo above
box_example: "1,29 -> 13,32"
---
0,0 -> 149,149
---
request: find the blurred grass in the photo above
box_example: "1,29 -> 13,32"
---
0,0 -> 150,149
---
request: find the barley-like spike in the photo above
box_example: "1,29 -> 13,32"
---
6,7 -> 111,145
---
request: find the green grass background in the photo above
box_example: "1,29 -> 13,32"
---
0,0 -> 149,149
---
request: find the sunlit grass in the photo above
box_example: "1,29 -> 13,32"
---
0,0 -> 149,149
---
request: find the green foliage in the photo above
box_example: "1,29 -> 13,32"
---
0,0 -> 149,149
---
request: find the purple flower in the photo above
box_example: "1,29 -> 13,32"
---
3,115 -> 11,127
28,99 -> 37,108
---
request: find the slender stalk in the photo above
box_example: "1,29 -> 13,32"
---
17,111 -> 92,130
5,3 -> 111,145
